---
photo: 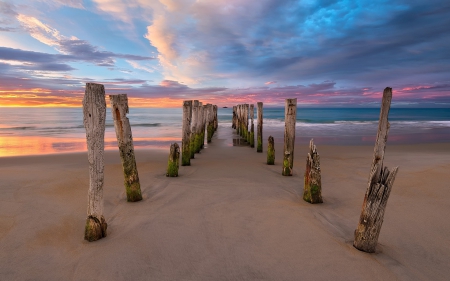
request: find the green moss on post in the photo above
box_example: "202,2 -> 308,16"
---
166,143 -> 180,177
250,131 -> 254,148
267,136 -> 275,165
207,123 -> 214,143
257,136 -> 262,152
122,158 -> 142,202
282,156 -> 292,176
303,139 -> 323,203
84,215 -> 107,242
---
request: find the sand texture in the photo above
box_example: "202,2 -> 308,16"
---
1,126 -> 449,280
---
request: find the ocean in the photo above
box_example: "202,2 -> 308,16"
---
0,107 -> 449,156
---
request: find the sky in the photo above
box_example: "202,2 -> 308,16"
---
0,0 -> 449,107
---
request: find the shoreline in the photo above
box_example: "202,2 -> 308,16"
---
1,126 -> 449,280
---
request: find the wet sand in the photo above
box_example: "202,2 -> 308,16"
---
0,126 -> 449,280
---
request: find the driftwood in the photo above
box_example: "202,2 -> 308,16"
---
109,94 -> 142,202
257,102 -> 263,152
83,83 -> 107,242
282,98 -> 297,176
166,143 -> 180,177
267,136 -> 275,165
190,100 -> 199,159
182,100 -> 192,166
303,139 -> 323,204
249,104 -> 255,147
353,87 -> 399,253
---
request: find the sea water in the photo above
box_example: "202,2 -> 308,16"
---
0,107 -> 449,156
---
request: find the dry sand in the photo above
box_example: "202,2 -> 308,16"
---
1,126 -> 449,280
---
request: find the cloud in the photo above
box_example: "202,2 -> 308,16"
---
265,81 -> 277,85
15,14 -> 154,67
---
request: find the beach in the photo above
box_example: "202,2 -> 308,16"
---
1,125 -> 449,280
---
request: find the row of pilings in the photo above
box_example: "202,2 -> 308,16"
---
82,82 -> 399,254
230,89 -> 399,253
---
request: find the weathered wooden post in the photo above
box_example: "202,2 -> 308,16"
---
195,102 -> 203,153
213,105 -> 218,132
109,94 -> 142,202
232,106 -> 237,130
237,105 -> 242,136
257,102 -> 263,152
201,104 -> 207,148
249,104 -> 255,147
166,143 -> 180,177
267,136 -> 275,165
353,87 -> 399,253
207,104 -> 214,143
83,83 -> 108,242
303,139 -> 323,204
282,98 -> 297,176
245,104 -> 249,142
190,100 -> 199,159
182,100 -> 192,166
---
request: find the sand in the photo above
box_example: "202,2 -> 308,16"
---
1,126 -> 449,280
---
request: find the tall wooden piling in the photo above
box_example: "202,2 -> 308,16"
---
166,143 -> 180,177
353,87 -> 399,253
282,98 -> 297,176
249,104 -> 255,147
267,136 -> 275,165
190,100 -> 199,159
207,104 -> 214,143
245,104 -> 249,142
201,104 -> 207,148
195,102 -> 203,153
83,83 -> 107,242
257,102 -> 263,152
232,106 -> 237,130
109,94 -> 142,202
303,139 -> 323,204
213,105 -> 218,132
182,100 -> 192,166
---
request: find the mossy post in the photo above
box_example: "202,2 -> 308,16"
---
257,102 -> 263,152
182,100 -> 192,166
249,104 -> 255,147
267,136 -> 275,165
303,139 -> 323,204
354,87 -> 399,253
206,104 -> 214,143
282,98 -> 297,176
190,100 -> 199,159
166,143 -> 180,177
109,94 -> 142,202
83,83 -> 107,242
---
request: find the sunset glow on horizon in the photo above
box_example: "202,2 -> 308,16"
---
0,0 -> 449,108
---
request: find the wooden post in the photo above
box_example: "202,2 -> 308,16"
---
267,136 -> 275,165
166,143 -> 180,177
109,94 -> 142,202
213,105 -> 218,132
282,98 -> 297,176
303,139 -> 323,204
190,100 -> 199,159
182,100 -> 192,166
201,104 -> 207,148
249,104 -> 255,147
83,83 -> 107,242
245,104 -> 249,142
195,102 -> 203,153
207,104 -> 214,143
232,106 -> 237,130
354,87 -> 399,253
257,102 -> 263,152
